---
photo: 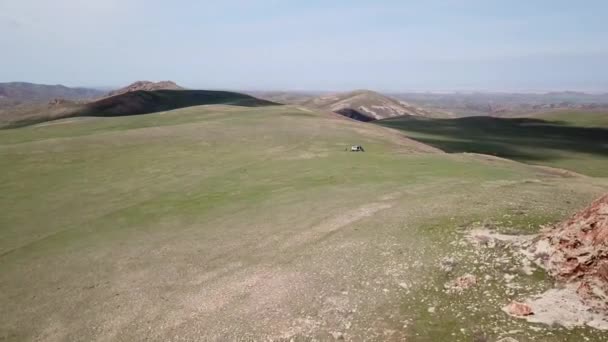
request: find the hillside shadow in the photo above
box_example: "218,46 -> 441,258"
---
83,90 -> 282,117
376,116 -> 608,163
1,90 -> 282,128
334,108 -> 374,122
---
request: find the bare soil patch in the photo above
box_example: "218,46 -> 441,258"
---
465,193 -> 608,330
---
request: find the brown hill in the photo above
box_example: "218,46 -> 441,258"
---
303,90 -> 441,122
106,81 -> 184,97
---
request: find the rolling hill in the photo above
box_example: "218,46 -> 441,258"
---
0,89 -> 279,128
1,102 -> 606,341
376,110 -> 608,177
243,90 -> 319,105
0,82 -> 104,109
302,90 -> 443,122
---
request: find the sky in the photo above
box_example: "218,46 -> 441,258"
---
1,0 -> 607,92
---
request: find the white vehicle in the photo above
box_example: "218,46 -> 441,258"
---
350,145 -> 365,152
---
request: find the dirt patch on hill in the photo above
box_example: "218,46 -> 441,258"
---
503,283 -> 608,330
467,194 -> 608,330
280,201 -> 394,250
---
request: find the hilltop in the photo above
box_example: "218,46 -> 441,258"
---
303,90 -> 443,122
0,82 -> 104,109
106,80 -> 184,97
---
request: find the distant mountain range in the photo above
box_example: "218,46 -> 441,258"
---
389,92 -> 608,117
250,89 -> 608,118
0,82 -> 105,109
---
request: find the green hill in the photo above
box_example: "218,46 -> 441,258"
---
528,109 -> 608,127
0,104 -> 606,341
376,111 -> 608,177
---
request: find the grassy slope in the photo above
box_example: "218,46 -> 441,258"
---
0,105 -> 607,341
376,111 -> 608,177
529,109 -> 608,127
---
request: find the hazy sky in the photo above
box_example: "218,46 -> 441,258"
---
1,0 -> 607,92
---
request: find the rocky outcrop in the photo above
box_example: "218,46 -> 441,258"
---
528,193 -> 608,313
106,81 -> 184,98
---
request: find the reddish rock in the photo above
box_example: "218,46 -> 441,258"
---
505,301 -> 534,316
532,193 -> 608,312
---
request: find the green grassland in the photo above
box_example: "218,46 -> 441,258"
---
376,111 -> 608,177
1,105 -> 607,341
530,109 -> 608,127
